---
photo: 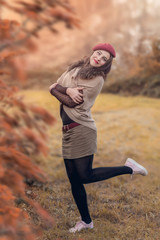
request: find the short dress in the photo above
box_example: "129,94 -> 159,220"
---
61,105 -> 97,159
50,70 -> 104,160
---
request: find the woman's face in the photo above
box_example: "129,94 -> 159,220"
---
90,50 -> 111,67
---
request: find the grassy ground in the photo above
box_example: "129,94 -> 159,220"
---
17,90 -> 160,240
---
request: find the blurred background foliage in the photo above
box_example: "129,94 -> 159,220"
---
2,0 -> 160,97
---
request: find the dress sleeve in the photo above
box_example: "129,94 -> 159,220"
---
77,76 -> 104,103
56,70 -> 68,84
50,87 -> 83,108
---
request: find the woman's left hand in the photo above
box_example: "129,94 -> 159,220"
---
49,83 -> 58,91
66,87 -> 84,104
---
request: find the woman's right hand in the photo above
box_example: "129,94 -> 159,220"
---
66,87 -> 84,104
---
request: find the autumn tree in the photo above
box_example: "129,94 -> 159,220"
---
104,38 -> 160,97
0,0 -> 80,239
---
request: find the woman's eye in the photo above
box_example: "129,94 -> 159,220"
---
97,51 -> 100,55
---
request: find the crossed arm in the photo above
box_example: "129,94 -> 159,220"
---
49,83 -> 84,108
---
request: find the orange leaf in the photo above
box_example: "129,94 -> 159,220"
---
0,69 -> 10,75
12,98 -> 27,112
16,1 -> 43,12
29,105 -> 56,124
0,110 -> 19,127
0,184 -> 15,202
0,19 -> 10,30
0,163 -> 5,178
22,128 -> 49,156
25,38 -> 38,51
48,7 -> 81,28
0,117 -> 12,131
25,10 -> 40,20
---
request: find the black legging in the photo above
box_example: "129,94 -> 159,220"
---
64,154 -> 132,224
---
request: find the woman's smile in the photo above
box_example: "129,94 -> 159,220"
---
94,59 -> 99,64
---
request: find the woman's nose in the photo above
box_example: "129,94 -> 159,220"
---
97,56 -> 101,62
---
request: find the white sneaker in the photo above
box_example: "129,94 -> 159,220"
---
69,220 -> 94,233
125,158 -> 148,176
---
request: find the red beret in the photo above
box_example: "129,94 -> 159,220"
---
92,43 -> 116,58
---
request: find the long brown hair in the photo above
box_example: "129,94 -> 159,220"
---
67,52 -> 113,80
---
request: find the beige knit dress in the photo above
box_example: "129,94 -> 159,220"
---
62,125 -> 97,159
56,67 -> 104,159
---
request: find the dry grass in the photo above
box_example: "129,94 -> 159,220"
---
17,90 -> 160,240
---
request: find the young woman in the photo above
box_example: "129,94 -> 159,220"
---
49,43 -> 148,233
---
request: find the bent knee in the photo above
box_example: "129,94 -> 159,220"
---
78,174 -> 91,184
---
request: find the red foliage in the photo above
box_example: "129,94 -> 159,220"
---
0,1 -> 80,239
48,6 -> 81,28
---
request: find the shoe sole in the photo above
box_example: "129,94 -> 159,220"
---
127,158 -> 148,176
69,224 -> 94,233
69,226 -> 94,233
